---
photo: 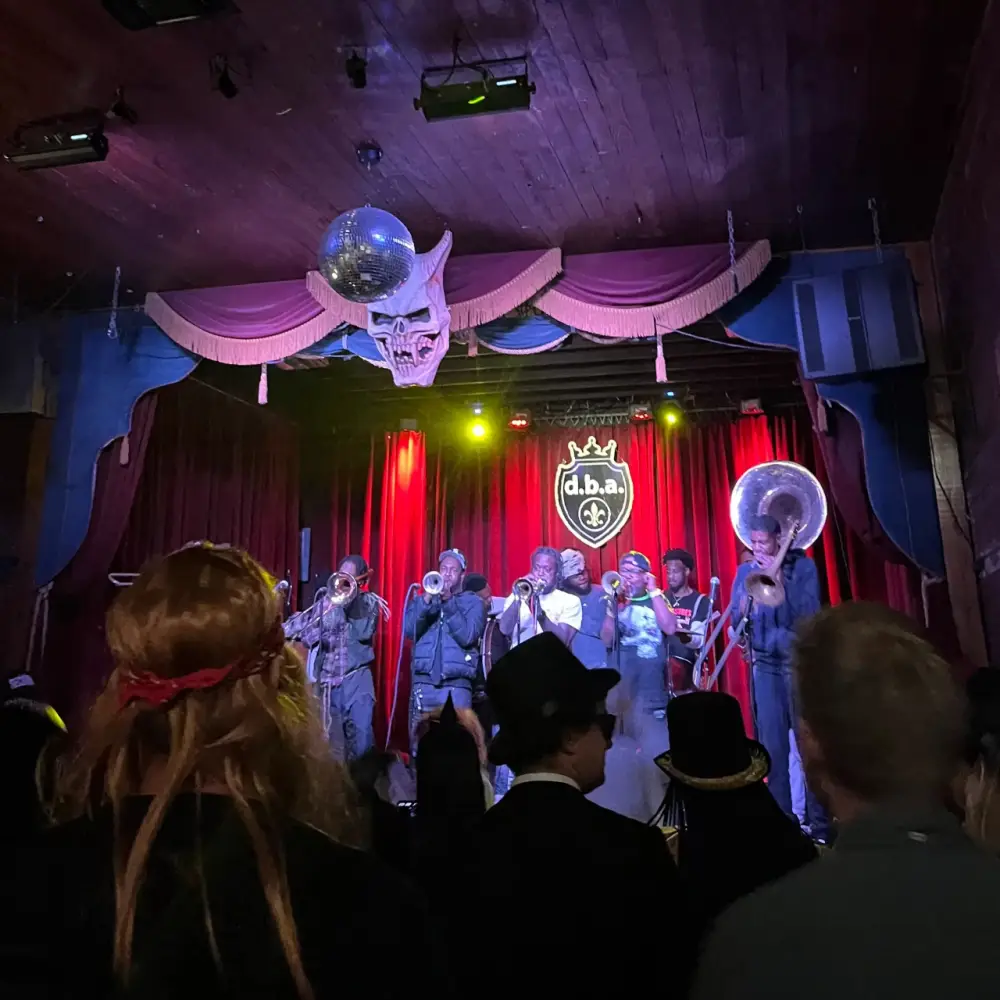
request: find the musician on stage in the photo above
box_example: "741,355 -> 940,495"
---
290,555 -> 381,762
729,514 -> 828,840
600,550 -> 677,757
499,546 -> 582,648
559,548 -> 608,668
404,549 -> 487,734
662,548 -> 713,693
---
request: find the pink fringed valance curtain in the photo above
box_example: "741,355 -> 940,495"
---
533,240 -> 771,337
144,241 -> 772,369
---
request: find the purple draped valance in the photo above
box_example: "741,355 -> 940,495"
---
144,280 -> 341,365
534,240 -> 771,338
305,247 -> 563,331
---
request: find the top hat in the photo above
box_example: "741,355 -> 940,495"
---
655,691 -> 770,790
487,633 -> 619,767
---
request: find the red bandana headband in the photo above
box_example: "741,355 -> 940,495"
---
118,620 -> 287,710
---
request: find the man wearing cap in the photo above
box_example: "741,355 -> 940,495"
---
559,548 -> 608,668
456,633 -> 687,999
729,513 -> 826,839
404,548 -> 487,739
663,548 -> 714,693
600,550 -> 678,757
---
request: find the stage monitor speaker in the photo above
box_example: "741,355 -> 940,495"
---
299,528 -> 311,583
792,259 -> 924,380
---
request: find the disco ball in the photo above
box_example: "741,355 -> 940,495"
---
317,207 -> 416,304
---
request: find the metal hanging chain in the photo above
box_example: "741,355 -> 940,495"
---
796,204 -> 807,252
107,265 -> 122,339
867,197 -> 883,264
727,209 -> 738,293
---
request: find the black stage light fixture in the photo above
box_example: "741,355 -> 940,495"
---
414,57 -> 535,123
346,51 -> 367,89
5,116 -> 109,171
102,0 -> 238,31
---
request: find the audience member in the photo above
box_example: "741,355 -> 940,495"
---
0,671 -> 66,844
961,667 -> 1000,853
692,601 -> 1000,1000
1,544 -> 445,1000
457,633 -> 689,999
659,691 -> 816,945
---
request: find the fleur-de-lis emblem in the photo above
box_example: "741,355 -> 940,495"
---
582,501 -> 607,528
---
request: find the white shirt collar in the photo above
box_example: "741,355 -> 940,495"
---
510,772 -> 580,791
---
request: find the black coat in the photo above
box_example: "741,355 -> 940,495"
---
0,793 -> 447,1000
452,779 -> 692,999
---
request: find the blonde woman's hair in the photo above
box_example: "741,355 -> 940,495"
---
47,545 -> 360,999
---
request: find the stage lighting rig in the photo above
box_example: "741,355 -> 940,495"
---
415,56 -> 535,123
508,410 -> 532,432
4,112 -> 108,171
629,403 -> 654,424
103,0 -> 238,30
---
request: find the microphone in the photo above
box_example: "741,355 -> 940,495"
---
708,576 -> 720,608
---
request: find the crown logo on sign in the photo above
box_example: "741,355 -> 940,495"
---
567,436 -> 618,461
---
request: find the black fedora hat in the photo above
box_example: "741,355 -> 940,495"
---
487,633 -> 620,767
655,691 -> 770,790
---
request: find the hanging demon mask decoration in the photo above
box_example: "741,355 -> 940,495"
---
367,231 -> 452,387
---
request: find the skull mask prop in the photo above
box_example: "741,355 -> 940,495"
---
368,231 -> 452,387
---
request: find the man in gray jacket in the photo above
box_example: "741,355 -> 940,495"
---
405,549 -> 486,739
692,602 -> 1000,1000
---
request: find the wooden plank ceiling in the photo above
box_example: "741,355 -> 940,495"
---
0,0 -> 986,310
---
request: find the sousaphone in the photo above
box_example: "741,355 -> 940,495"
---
697,461 -> 828,689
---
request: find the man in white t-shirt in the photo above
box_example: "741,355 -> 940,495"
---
499,546 -> 582,649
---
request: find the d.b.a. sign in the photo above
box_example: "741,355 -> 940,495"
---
554,436 -> 634,549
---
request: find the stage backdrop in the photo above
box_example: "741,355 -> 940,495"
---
319,413 -> 922,747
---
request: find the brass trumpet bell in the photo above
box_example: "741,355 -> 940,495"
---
422,570 -> 444,595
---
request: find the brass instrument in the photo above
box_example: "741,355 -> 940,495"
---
513,576 -> 544,599
744,523 -> 800,608
422,570 -> 444,595
600,570 -> 623,596
326,571 -> 361,608
697,460 -> 828,690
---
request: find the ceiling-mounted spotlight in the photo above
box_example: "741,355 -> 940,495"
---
356,140 -> 382,170
4,112 -> 109,171
107,87 -> 138,125
210,55 -> 239,99
508,410 -> 532,431
346,51 -> 367,89
103,0 -> 238,31
629,402 -> 654,423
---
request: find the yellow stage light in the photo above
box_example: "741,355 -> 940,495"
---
469,419 -> 488,440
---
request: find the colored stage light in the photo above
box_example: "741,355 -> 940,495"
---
661,402 -> 683,428
469,419 -> 488,440
629,403 -> 654,423
508,410 -> 531,431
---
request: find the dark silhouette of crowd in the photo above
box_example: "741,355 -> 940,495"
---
4,543 -> 1000,999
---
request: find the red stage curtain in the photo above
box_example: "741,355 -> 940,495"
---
116,380 -> 300,584
373,431 -> 427,749
329,412 -> 923,742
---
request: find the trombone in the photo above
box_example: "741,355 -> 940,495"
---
283,569 -> 367,641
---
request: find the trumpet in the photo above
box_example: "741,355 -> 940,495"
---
513,576 -> 544,599
422,570 -> 444,595
600,570 -> 623,596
